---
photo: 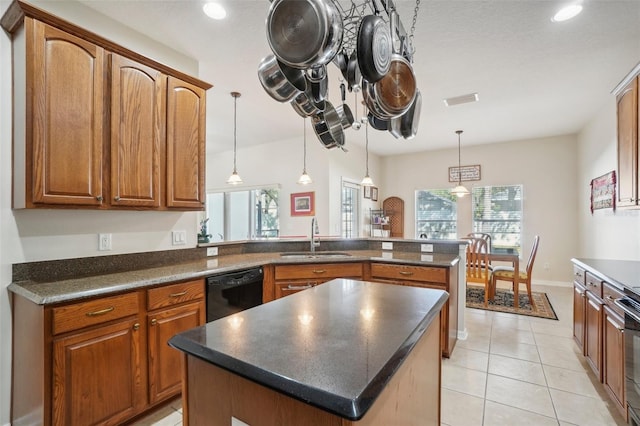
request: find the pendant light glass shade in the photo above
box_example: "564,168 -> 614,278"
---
451,130 -> 469,197
227,91 -> 243,185
298,118 -> 312,185
361,117 -> 375,187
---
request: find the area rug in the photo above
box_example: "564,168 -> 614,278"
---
466,285 -> 558,320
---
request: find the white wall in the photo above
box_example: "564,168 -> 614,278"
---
206,134 -> 382,239
577,98 -> 640,259
380,135 -> 580,284
0,2 -> 202,423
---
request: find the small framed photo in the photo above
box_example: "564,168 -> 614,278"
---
363,186 -> 371,199
290,191 -> 315,216
371,187 -> 378,201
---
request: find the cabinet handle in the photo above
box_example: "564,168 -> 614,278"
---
606,315 -> 624,332
133,323 -> 140,331
114,196 -> 120,201
85,306 -> 114,317
150,319 -> 157,326
286,284 -> 313,290
312,269 -> 326,274
96,195 -> 103,202
169,291 -> 187,298
606,295 -> 615,301
399,271 -> 414,276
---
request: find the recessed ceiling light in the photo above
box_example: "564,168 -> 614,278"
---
551,3 -> 583,22
443,93 -> 479,107
203,2 -> 226,20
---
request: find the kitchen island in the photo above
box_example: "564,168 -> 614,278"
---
169,278 -> 448,426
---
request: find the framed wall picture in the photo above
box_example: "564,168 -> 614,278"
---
371,187 -> 378,201
448,164 -> 481,182
363,186 -> 371,199
290,191 -> 315,216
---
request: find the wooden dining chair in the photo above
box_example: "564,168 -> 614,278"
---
490,235 -> 540,308
466,237 -> 491,306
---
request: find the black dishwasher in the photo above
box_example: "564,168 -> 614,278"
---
206,267 -> 264,322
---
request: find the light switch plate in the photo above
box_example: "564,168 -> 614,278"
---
207,247 -> 218,256
382,242 -> 393,250
172,230 -> 186,245
421,244 -> 434,253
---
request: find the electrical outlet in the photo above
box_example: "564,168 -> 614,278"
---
421,254 -> 434,262
382,242 -> 393,250
421,244 -> 434,253
544,262 -> 550,271
172,230 -> 187,246
98,233 -> 112,251
207,247 -> 218,257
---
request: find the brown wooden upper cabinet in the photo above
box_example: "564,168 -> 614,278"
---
615,64 -> 640,208
2,1 -> 211,210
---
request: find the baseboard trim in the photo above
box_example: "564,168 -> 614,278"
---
533,279 -> 572,288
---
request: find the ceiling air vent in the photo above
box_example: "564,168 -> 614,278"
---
443,92 -> 479,107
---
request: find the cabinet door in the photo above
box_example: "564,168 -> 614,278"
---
603,307 -> 626,420
110,54 -> 166,207
166,76 -> 206,209
52,318 -> 143,425
617,76 -> 638,207
585,291 -> 603,380
28,19 -> 105,206
148,301 -> 205,404
573,283 -> 586,351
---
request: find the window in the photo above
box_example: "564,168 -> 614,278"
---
415,189 -> 457,239
341,180 -> 360,238
472,185 -> 523,254
204,187 -> 279,241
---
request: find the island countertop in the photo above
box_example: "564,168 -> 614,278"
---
168,278 -> 448,421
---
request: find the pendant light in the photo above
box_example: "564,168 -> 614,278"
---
451,130 -> 470,197
226,91 -> 243,185
361,114 -> 374,187
297,117 -> 312,185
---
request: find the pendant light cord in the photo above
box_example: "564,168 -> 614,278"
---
233,94 -> 238,173
303,118 -> 307,172
457,130 -> 463,185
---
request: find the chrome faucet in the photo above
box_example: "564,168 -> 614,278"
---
310,217 -> 320,252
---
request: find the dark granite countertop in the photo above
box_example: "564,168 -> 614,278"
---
572,258 -> 640,294
9,250 -> 459,305
168,278 -> 448,420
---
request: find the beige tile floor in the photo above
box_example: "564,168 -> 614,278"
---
133,284 -> 628,426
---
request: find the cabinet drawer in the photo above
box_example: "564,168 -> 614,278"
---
370,263 -> 447,284
573,265 -> 585,285
603,282 -> 625,318
274,263 -> 363,280
585,272 -> 603,299
275,281 -> 320,299
52,292 -> 139,335
147,279 -> 205,311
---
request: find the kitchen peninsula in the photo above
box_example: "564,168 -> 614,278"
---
169,278 -> 447,425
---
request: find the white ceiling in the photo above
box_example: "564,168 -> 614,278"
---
78,0 -> 640,156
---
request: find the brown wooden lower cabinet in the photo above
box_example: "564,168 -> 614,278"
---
11,278 -> 205,426
572,263 -> 627,422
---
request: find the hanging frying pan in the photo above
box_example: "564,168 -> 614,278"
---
357,14 -> 392,83
266,0 -> 343,69
363,53 -> 416,118
389,89 -> 421,139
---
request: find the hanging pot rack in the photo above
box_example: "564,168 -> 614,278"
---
260,0 -> 422,148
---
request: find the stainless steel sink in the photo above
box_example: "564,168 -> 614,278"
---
279,251 -> 353,258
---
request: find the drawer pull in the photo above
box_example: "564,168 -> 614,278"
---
312,269 -> 326,274
606,295 -> 615,301
287,284 -> 313,290
133,323 -> 140,331
169,291 -> 187,298
399,271 -> 414,276
85,306 -> 115,317
150,319 -> 157,326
